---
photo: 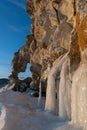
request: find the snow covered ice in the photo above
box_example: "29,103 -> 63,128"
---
0,84 -> 15,93
0,89 -> 83,130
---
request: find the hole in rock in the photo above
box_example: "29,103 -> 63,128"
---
18,63 -> 32,80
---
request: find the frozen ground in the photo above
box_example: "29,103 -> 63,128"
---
0,103 -> 6,130
0,89 -> 82,130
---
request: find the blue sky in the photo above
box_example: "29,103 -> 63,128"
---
0,0 -> 32,79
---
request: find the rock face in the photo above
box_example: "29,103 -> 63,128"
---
12,77 -> 32,92
10,0 -> 80,88
10,0 -> 87,129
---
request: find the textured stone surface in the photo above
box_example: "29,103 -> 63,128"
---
76,0 -> 87,53
9,0 -> 87,129
10,0 -> 85,101
10,0 -> 76,87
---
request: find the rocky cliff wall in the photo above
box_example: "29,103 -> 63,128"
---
10,0 -> 81,83
10,0 -> 87,129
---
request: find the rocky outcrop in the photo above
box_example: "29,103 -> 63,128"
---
10,0 -> 80,106
12,77 -> 32,92
10,0 -> 87,129
10,0 -> 80,86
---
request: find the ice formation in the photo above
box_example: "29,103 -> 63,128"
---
0,87 -> 82,130
37,80 -> 42,109
71,63 -> 87,129
59,56 -> 71,120
45,53 -> 70,115
0,84 -> 15,93
0,103 -> 6,130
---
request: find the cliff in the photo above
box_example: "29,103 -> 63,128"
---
10,0 -> 87,129
10,0 -> 80,85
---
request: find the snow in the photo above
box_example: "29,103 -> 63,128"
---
0,103 -> 6,130
0,90 -> 82,130
0,84 -> 15,93
0,61 -> 85,130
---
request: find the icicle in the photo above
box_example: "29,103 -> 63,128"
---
37,80 -> 42,109
45,73 -> 57,114
71,63 -> 87,129
59,56 -> 71,120
71,48 -> 87,129
45,53 -> 69,114
56,76 -> 60,114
